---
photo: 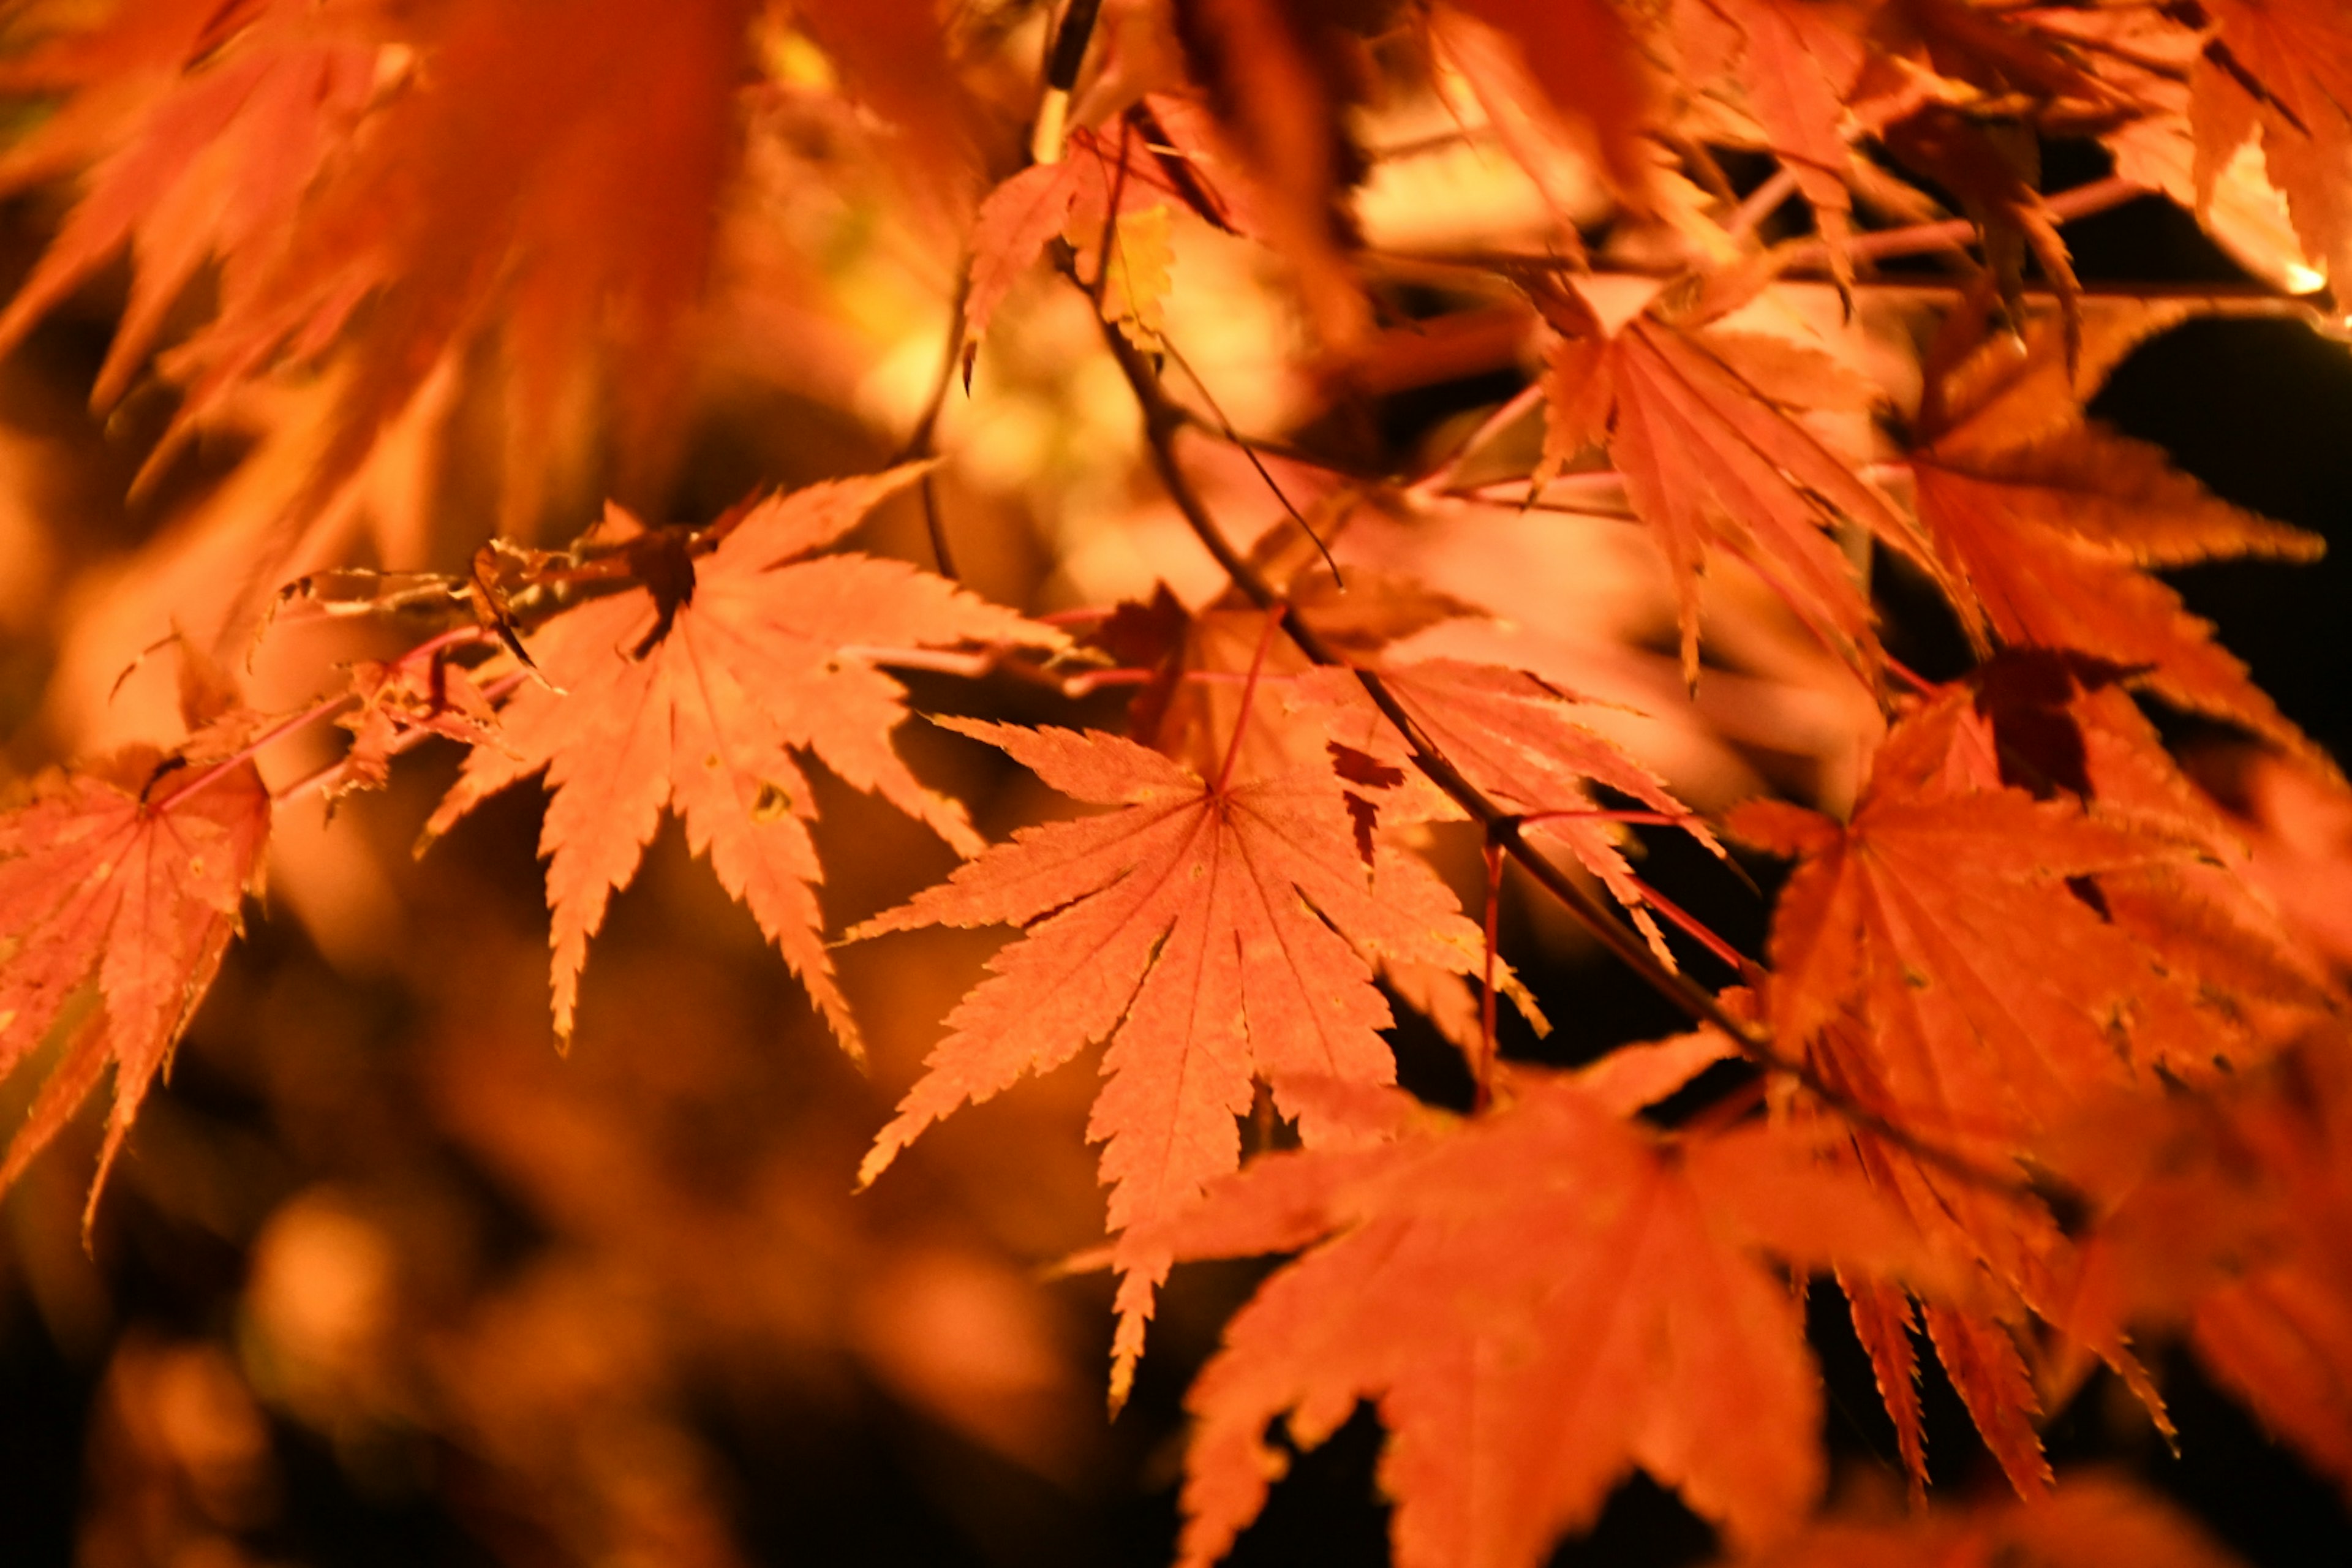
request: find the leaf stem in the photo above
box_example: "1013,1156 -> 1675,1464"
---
1619,870 -> 1762,982
1725,166 -> 1801,239
1364,175 -> 2162,282
1090,299 -> 2037,1198
892,266 -> 971,579
1477,838 -> 1504,1114
152,692 -> 355,812
1213,605 -> 1287,796
1090,311 -> 1749,1038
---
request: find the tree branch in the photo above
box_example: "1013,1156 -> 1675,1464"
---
1088,296 -> 2040,1199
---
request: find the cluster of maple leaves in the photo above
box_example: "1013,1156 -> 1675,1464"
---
2,0 -> 2351,1563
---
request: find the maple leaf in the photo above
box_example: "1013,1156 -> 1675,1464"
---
327,653 -> 507,806
1,0 -> 758,537
1910,311 -> 2326,763
0,0 -> 383,412
1532,276 -> 1921,685
1062,569 -> 1532,1065
963,130 -> 1183,360
1428,0 -> 1658,213
1729,692 -> 2231,1168
1152,1066 -> 1930,1568
1882,107 -> 2085,357
1957,654 -> 2340,1029
2051,1033 -> 2352,1507
1738,1472 -> 2250,1568
1073,202 -> 1177,352
1673,0 -> 1866,284
1299,658 -> 1718,965
850,719 -> 1494,1403
2193,0 -> 2352,312
1726,679 -> 2333,1492
422,470 -> 1060,1055
0,738 -> 270,1221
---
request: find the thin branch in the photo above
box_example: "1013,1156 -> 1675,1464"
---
1363,175 -> 2163,282
1809,173 -> 2147,267
1090,299 -> 2035,1198
1725,165 -> 1801,240
1154,336 -> 1340,579
1477,839 -> 1504,1114
1091,313 -> 1741,1035
892,268 -> 972,579
1215,606 -> 1286,795
153,693 -> 355,811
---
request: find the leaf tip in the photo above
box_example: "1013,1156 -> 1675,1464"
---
855,1138 -> 903,1192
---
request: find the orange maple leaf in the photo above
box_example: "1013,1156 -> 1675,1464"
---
1430,0 -> 1658,211
1732,690 -> 2266,1169
423,470 -> 1060,1055
1300,658 -> 1717,964
328,654 -> 506,805
1675,0 -> 1867,283
850,720 -> 1493,1403
0,0 -> 755,533
1153,1067 -> 1928,1568
963,129 -> 1183,355
0,0 -> 381,412
1726,685 -> 2320,1493
1910,313 -> 2326,763
0,741 -> 270,1219
1741,1472 -> 2248,1568
2049,1031 -> 2352,1510
2193,0 -> 2352,309
1534,277 -> 1920,685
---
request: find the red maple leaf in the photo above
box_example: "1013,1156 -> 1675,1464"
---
0,0 -> 756,533
2052,1033 -> 2352,1509
1727,679 -> 2329,1493
1152,1066 -> 1930,1568
0,738 -> 270,1219
1744,1472 -> 2247,1568
850,719 -> 1493,1404
963,127 -> 1185,356
423,470 -> 1060,1054
2193,0 -> 2352,309
1300,658 -> 1717,964
1533,276 -> 1920,684
1731,700 -> 2220,1163
1910,311 -> 2326,762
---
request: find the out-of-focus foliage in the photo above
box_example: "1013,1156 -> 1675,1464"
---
0,1 -> 2348,1565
